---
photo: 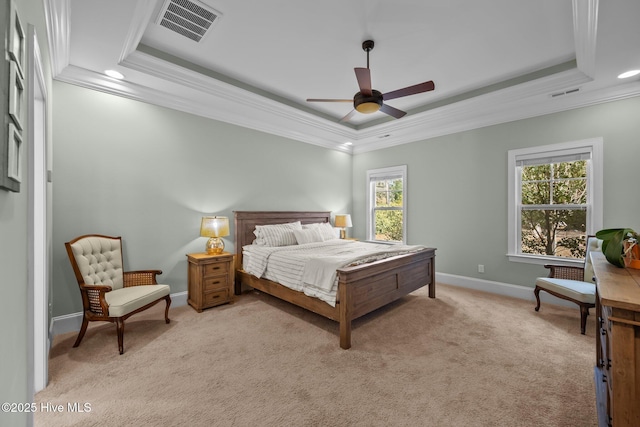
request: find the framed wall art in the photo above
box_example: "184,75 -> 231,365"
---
1,1 -> 22,192
9,61 -> 23,130
8,1 -> 25,78
7,123 -> 22,183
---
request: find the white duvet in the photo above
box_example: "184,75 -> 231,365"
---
242,240 -> 425,306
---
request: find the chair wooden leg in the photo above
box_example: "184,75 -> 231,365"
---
116,318 -> 125,355
534,286 -> 542,312
580,305 -> 590,335
164,295 -> 171,324
73,315 -> 89,348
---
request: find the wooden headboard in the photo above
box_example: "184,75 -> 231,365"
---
233,211 -> 331,271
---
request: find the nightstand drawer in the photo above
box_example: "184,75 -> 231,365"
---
204,289 -> 229,307
204,261 -> 229,277
204,275 -> 229,291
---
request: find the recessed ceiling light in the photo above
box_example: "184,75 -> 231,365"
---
618,70 -> 640,79
344,142 -> 353,146
105,69 -> 124,79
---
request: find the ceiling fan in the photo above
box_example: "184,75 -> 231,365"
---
306,40 -> 435,122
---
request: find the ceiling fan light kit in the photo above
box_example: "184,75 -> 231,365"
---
354,90 -> 383,114
306,40 -> 435,122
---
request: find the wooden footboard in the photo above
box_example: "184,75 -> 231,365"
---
233,211 -> 436,349
336,248 -> 435,348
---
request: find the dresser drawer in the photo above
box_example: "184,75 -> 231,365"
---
203,289 -> 229,307
204,275 -> 229,291
203,261 -> 230,277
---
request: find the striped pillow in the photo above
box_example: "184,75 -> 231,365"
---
303,222 -> 338,241
293,228 -> 325,245
253,221 -> 302,246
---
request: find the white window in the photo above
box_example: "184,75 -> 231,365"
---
366,165 -> 407,243
507,138 -> 603,265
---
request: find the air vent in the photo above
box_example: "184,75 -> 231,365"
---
550,88 -> 580,98
156,0 -> 221,42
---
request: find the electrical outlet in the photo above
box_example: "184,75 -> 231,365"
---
478,264 -> 485,273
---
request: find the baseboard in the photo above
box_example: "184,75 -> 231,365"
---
435,272 -> 577,309
51,291 -> 188,337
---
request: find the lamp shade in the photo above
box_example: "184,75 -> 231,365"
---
334,214 -> 352,228
200,216 -> 230,238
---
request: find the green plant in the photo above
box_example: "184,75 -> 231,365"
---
595,228 -> 639,268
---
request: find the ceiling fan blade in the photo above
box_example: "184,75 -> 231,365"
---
379,103 -> 407,119
340,109 -> 358,122
383,80 -> 435,101
307,98 -> 352,102
354,68 -> 372,96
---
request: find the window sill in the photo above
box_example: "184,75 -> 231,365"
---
507,253 -> 583,267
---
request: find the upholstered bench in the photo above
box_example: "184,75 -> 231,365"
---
534,236 -> 602,334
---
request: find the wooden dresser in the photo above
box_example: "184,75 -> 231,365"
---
187,252 -> 234,312
592,252 -> 640,427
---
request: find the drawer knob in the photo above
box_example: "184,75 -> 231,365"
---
598,359 -> 611,369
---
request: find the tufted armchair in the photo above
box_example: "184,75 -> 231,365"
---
534,236 -> 602,334
65,234 -> 171,354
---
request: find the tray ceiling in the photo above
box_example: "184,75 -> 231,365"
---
46,0 -> 640,153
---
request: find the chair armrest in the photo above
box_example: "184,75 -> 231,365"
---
124,270 -> 163,287
543,264 -> 584,281
79,284 -> 112,316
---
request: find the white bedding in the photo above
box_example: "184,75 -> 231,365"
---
242,240 -> 426,306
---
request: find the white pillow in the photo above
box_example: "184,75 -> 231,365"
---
253,221 -> 302,246
293,228 -> 324,245
303,222 -> 338,241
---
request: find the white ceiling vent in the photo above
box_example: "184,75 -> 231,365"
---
550,87 -> 580,98
156,0 -> 221,42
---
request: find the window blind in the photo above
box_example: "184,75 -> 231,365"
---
516,147 -> 592,167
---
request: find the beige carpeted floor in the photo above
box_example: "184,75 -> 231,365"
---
35,284 -> 597,427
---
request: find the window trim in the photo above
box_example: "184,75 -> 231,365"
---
507,138 -> 603,266
366,165 -> 407,244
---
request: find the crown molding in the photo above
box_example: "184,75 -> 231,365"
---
351,80 -> 640,154
43,0 -> 70,76
118,0 -> 157,63
350,67 -> 593,151
572,0 -> 599,78
56,62 -> 357,152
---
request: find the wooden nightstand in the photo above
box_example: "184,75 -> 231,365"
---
187,252 -> 234,312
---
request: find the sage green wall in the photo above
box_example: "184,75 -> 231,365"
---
353,96 -> 640,287
0,0 -> 52,426
52,82 -> 352,317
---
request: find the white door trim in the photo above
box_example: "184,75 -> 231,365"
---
27,25 -> 49,394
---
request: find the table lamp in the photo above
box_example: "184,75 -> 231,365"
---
334,214 -> 352,239
200,216 -> 229,254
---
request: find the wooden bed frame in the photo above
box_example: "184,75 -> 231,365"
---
234,211 -> 436,349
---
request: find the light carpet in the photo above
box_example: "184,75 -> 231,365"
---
35,283 -> 597,427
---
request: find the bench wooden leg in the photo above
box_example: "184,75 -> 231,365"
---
579,305 -> 590,335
